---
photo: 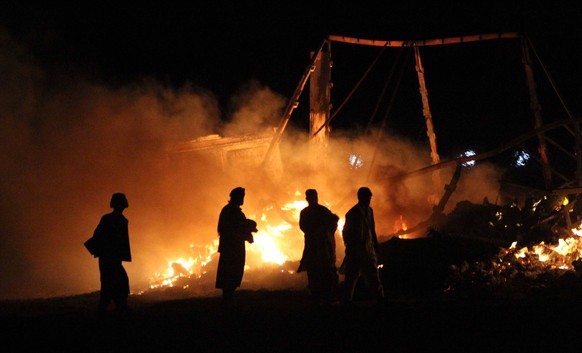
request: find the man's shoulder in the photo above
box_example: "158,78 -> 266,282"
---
315,204 -> 332,212
101,212 -> 115,221
99,213 -> 127,228
102,212 -> 127,222
346,204 -> 359,215
221,203 -> 240,213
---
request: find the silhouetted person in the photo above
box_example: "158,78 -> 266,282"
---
298,189 -> 340,306
91,193 -> 132,315
342,187 -> 384,305
216,187 -> 257,302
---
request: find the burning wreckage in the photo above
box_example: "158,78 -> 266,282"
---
147,33 -> 582,299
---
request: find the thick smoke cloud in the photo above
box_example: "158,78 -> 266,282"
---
0,29 -> 502,300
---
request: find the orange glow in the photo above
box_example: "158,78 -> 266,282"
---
394,215 -> 409,238
506,224 -> 582,271
148,194 -> 338,290
149,241 -> 218,289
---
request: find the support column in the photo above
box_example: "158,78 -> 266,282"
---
414,46 -> 441,205
309,42 -> 332,170
522,38 -> 552,190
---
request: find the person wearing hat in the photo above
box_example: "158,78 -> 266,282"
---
341,187 -> 384,305
215,187 -> 257,302
89,192 -> 132,315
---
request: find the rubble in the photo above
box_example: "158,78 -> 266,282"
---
378,189 -> 582,298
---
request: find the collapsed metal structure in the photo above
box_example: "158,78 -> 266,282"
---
158,33 -> 582,296
168,32 -> 582,239
270,33 -> 579,183
269,32 -> 581,232
304,33 -> 582,295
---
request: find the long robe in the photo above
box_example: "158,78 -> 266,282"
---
92,211 -> 131,306
298,203 -> 338,271
215,202 -> 250,290
299,203 -> 339,301
342,204 -> 383,300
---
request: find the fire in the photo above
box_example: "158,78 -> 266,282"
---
451,223 -> 582,292
397,215 -> 408,238
506,223 -> 582,270
149,241 -> 218,289
248,224 -> 293,265
148,189 -> 582,294
148,195 -> 313,290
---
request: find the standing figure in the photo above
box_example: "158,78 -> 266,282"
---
91,193 -> 132,315
342,187 -> 384,305
216,187 -> 257,302
298,189 -> 340,306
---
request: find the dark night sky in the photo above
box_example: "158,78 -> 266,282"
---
1,1 -> 580,153
2,2 -> 578,91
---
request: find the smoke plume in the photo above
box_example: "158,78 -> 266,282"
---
0,29 -> 502,300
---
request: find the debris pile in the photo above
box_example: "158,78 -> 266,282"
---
379,190 -> 582,297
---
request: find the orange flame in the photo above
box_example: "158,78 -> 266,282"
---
148,195 -> 313,289
149,241 -> 218,289
505,224 -> 582,272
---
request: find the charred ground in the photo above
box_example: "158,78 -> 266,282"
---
5,194 -> 582,352
2,273 -> 582,353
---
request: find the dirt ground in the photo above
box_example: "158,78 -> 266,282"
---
1,283 -> 581,353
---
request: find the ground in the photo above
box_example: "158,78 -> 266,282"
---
1,283 -> 581,353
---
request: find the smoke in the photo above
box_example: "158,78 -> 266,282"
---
223,79 -> 286,136
0,29 -> 503,300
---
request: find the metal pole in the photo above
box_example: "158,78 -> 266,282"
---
328,32 -> 520,47
261,39 -> 328,168
414,46 -> 441,202
521,37 -> 552,190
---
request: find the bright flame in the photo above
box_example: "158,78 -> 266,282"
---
248,224 -> 292,265
450,224 -> 582,294
149,240 -> 218,289
148,195 -> 319,289
281,200 -> 308,219
501,225 -> 582,273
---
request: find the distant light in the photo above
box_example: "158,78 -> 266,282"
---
514,150 -> 530,167
459,150 -> 476,167
348,154 -> 364,169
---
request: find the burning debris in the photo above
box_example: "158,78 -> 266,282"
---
142,32 -> 582,301
143,185 -> 582,300
378,188 -> 582,297
145,195 -> 310,297
447,234 -> 582,297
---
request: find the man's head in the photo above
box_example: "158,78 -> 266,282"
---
305,189 -> 318,205
229,187 -> 245,206
110,193 -> 128,210
357,187 -> 372,206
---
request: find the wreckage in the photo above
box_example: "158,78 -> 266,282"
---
160,32 -> 582,298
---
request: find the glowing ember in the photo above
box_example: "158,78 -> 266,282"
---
149,241 -> 218,289
396,215 -> 408,238
451,224 -> 582,292
507,225 -> 582,270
